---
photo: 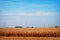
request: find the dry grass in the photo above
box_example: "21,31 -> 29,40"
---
0,28 -> 60,37
0,37 -> 60,40
0,28 -> 60,40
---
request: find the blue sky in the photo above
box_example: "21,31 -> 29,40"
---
0,0 -> 60,28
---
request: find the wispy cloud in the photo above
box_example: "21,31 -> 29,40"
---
2,1 -> 16,6
29,4 -> 56,8
0,11 -> 56,16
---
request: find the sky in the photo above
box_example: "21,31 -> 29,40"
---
0,0 -> 60,28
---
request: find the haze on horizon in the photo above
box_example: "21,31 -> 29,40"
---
0,0 -> 60,28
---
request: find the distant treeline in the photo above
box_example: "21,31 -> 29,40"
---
15,26 -> 60,28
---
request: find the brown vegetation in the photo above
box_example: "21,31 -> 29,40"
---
0,28 -> 60,37
0,37 -> 60,40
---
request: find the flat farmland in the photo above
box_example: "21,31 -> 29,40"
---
0,28 -> 60,40
0,37 -> 60,40
0,28 -> 60,37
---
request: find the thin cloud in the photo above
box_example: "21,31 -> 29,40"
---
0,11 -> 56,16
28,4 -> 56,8
2,1 -> 16,6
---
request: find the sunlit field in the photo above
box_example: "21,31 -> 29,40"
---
0,28 -> 60,40
0,28 -> 60,37
0,37 -> 60,40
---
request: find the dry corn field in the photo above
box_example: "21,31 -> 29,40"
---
0,28 -> 60,40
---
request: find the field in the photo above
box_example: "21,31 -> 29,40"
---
0,28 -> 60,40
0,37 -> 60,40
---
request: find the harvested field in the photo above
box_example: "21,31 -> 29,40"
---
0,37 -> 60,40
0,28 -> 60,37
0,28 -> 60,40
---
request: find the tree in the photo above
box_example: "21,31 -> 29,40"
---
31,26 -> 34,28
55,26 -> 58,28
15,26 -> 23,28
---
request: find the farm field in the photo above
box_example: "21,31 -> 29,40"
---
0,37 -> 60,40
0,28 -> 60,37
0,28 -> 60,40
